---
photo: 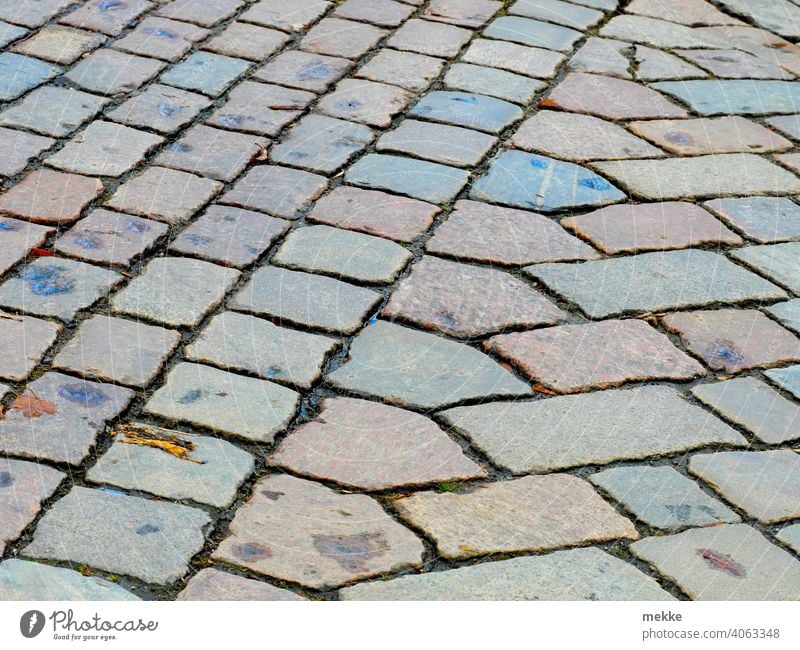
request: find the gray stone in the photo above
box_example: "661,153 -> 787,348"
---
355,49 -> 444,92
510,0 -> 603,29
462,38 -> 564,78
0,127 -> 53,177
767,114 -> 800,141
777,524 -> 800,554
65,49 -> 164,95
220,164 -> 327,219
377,119 -> 496,168
440,386 -> 745,473
0,86 -> 110,137
0,52 -> 60,101
410,90 -> 522,134
0,313 -> 60,381
600,15 -> 725,48
386,18 -> 471,58
251,50 -> 350,93
704,197 -> 800,243
109,84 -> 211,134
160,52 -> 250,97
155,0 -> 246,27
178,569 -> 303,601
240,0 -> 330,32
0,560 -> 139,601
569,37 -> 630,78
0,20 -> 26,47
0,219 -> 53,276
634,45 -> 706,81
676,48 -> 792,81
60,0 -> 154,36
144,362 -> 300,443
0,0 -> 74,27
483,16 -> 581,52
730,243 -> 800,293
202,21 -> 289,61
300,17 -> 386,59
317,78 -> 413,129
627,0 -> 742,26
767,299 -> 800,335
653,80 -> 800,116
443,63 -> 545,104
12,25 -> 104,65
112,16 -> 209,61
766,365 -> 800,400
718,0 -> 800,39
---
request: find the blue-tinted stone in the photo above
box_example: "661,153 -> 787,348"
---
345,153 -> 468,204
766,299 -> 800,335
471,150 -> 624,213
483,16 -> 581,52
0,20 -> 26,47
160,51 -> 250,96
444,63 -> 546,104
730,242 -> 800,293
510,0 -> 604,30
0,53 -> 61,101
652,80 -> 800,116
766,365 -> 800,400
410,90 -> 522,134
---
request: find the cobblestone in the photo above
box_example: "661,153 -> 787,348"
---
221,164 -> 327,219
0,168 -> 103,224
0,560 -> 139,601
177,569 -> 303,601
730,242 -> 800,293
109,84 -> 211,134
65,49 -> 164,95
0,312 -> 60,381
356,49 -> 443,92
704,197 -> 800,243
12,25 -> 105,64
0,85 -> 109,137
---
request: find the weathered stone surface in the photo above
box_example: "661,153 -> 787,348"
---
300,17 -> 386,59
627,0 -> 742,26
526,250 -> 786,319
462,38 -> 564,78
0,372 -> 134,465
767,114 -> 800,141
202,21 -> 289,61
221,165 -> 327,219
0,313 -> 60,381
692,377 -> 800,445
731,243 -> 800,293
156,0 -> 246,27
444,62 -> 545,104
0,127 -> 53,177
704,197 -> 800,243
230,266 -> 381,334
341,547 -> 672,600
767,299 -> 800,335
318,78 -> 412,128
378,119 -> 496,168
335,0 -> 415,27
0,218 -> 53,277
0,560 -> 139,601
0,52 -> 60,101
329,321 -> 531,409
484,16 -> 581,52
590,466 -> 739,531
112,16 -> 209,61
631,524 -> 800,600
144,362 -> 300,443
272,397 -> 484,489
109,84 -> 211,134
54,315 -> 180,388
112,257 -> 239,328
186,311 -> 338,389
60,0 -> 154,36
426,200 -> 598,265
356,49 -> 444,92
274,225 -> 412,284
766,365 -> 800,400
24,487 -> 210,585
777,525 -> 800,555
410,90 -> 522,134
487,319 -> 703,392
600,15 -> 725,48
178,569 -> 303,601
777,153 -> 800,176
12,25 -> 104,64
569,37 -> 630,78
0,86 -> 109,138
440,386 -> 745,472
396,475 -> 637,558
88,425 -> 254,508
677,48 -> 792,80
510,0 -> 603,29
387,18 -> 471,58
652,80 -> 800,116
422,0 -> 501,27
213,474 -> 425,588
160,52 -> 251,97
1,0 -> 74,27
65,49 -> 164,95
252,50 -> 350,92
471,151 -> 625,213
718,0 -> 800,39
633,45 -> 706,81
0,169 -> 103,224
240,0 -> 330,31
562,202 -> 741,254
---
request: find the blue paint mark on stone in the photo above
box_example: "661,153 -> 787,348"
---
178,388 -> 204,404
652,80 -> 800,116
127,220 -> 149,233
159,104 -> 181,117
168,142 -> 192,153
0,221 -> 18,231
265,366 -> 283,378
22,265 -> 76,296
410,91 -> 522,134
665,131 -> 691,145
58,384 -> 109,407
98,1 -> 125,11
72,233 -> 102,250
143,28 -> 176,39
580,177 -> 612,191
367,313 -> 378,325
136,523 -> 161,535
0,471 -> 13,488
216,114 -> 243,127
335,100 -> 362,111
298,63 -> 331,80
530,157 -> 549,169
707,340 -> 745,367
182,234 -> 212,246
450,95 -> 478,105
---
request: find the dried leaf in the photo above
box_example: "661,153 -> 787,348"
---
532,383 -> 558,395
0,312 -> 23,322
11,394 -> 57,418
116,422 -> 205,464
30,248 -> 55,257
537,98 -> 560,109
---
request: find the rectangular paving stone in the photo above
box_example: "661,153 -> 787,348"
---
718,0 -> 799,39
156,0 -> 245,27
300,17 -> 386,59
220,165 -> 327,219
355,49 -> 444,92
0,86 -> 110,138
251,50 -> 351,92
169,205 -> 288,267
186,311 -> 338,389
0,257 -> 122,321
0,218 -> 53,277
600,15 -> 727,48
60,0 -> 154,36
160,51 -> 251,96
0,0 -> 74,27
526,250 -> 787,319
777,524 -> 800,555
766,364 -> 800,400
317,78 -> 413,128
0,372 -> 134,465
88,423 -> 254,508
65,49 -> 165,95
202,21 -> 289,61
462,38 -> 564,78
112,16 -> 209,61
730,242 -> 800,293
569,36 -> 631,78
0,127 -> 54,177
677,48 -> 793,80
590,466 -> 739,531
410,90 -> 522,134
0,52 -> 61,101
177,568 -> 303,601
0,560 -> 139,601
767,298 -> 800,335
387,18 -> 471,58
108,84 -> 211,134
24,487 -> 210,585
633,45 -> 706,81
510,0 -> 603,29
230,265 -> 381,334
422,0 -> 502,27
377,120 -> 496,168
483,16 -> 581,52
704,197 -> 800,243
652,80 -> 800,116
441,386 -> 745,473
396,475 -> 637,559
767,114 -> 800,141
444,62 -> 545,104
12,25 -> 105,64
112,257 -> 239,328
0,312 -> 60,381
335,0 -> 414,26
627,0 -> 741,26
240,0 -> 331,32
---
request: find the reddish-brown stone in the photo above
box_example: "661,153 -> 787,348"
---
0,169 -> 103,225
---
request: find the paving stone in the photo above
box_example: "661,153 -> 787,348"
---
109,84 -> 211,134
207,81 -> 315,137
767,114 -> 800,141
300,17 -> 386,59
0,21 -> 26,49
0,52 -> 60,101
574,0 -> 618,8
60,0 -> 154,36
341,547 -> 672,600
155,0 -> 244,26
0,459 -> 64,554
471,151 -> 625,213
718,0 -> 800,39
252,50 -> 351,92
677,48 -> 792,80
777,153 -> 800,176
590,466 -> 739,531
317,78 -> 413,128
377,120 -> 496,168
0,86 -> 110,138
241,0 -> 331,32
0,218 -> 53,277
202,21 -> 289,61
106,167 -> 222,224
54,315 -> 180,388
730,242 -> 800,293
0,258 -> 121,321
692,377 -> 800,445
440,385 -> 745,473
410,90 -> 522,134
653,80 -> 800,116
547,73 -> 687,120
527,250 -> 786,319
214,474 -> 424,588
186,311 -> 337,389
387,18 -> 471,58
704,197 -> 800,243
766,364 -> 800,400
396,475 -> 637,558
220,165 -> 327,219
0,313 -> 60,381
627,0 -> 741,26
169,205 -> 288,267
0,372 -> 134,465
65,49 -> 165,95
356,49 -> 444,92
462,39 -> 564,78
385,256 -> 564,337
161,52 -> 251,97
569,37 -> 631,78
328,321 -> 531,409
594,154 -> 800,201
24,487 -> 210,585
767,298 -> 800,335
0,127 -> 54,177
270,114 -> 374,173
631,524 -> 800,600
490,18 -> 582,55
600,15 -> 725,48
0,0 -> 74,27
422,0 -> 501,28
155,125 -> 266,181
12,25 -> 105,64
88,424 -> 254,508
0,560 -> 138,601
274,224 -> 411,284
308,186 -> 438,242
334,0 -> 413,26
345,153 -> 468,204
633,45 -> 707,81
561,202 -> 742,254
113,16 -> 209,61
230,265 -> 381,334
444,62 -> 545,104
777,524 -> 800,555
144,362 -> 299,442
112,257 -> 238,327
177,569 -> 303,601
509,0 -> 603,29
513,111 -> 663,162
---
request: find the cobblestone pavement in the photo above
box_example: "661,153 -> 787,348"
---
1,0 -> 800,602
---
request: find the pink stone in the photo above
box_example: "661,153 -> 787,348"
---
0,169 -> 103,225
178,569 -> 304,601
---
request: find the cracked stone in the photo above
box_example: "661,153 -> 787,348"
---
0,312 -> 61,381
0,560 -> 139,601
221,164 -> 327,219
777,525 -> 800,555
509,0 -> 604,29
178,569 -> 303,601
627,0 -> 742,26
600,15 -> 725,48
569,37 -> 631,78
0,52 -> 61,101
767,299 -> 800,335
633,45 -> 706,81
0,127 -> 54,177
717,0 -> 800,39
0,218 -> 53,277
0,86 -> 110,138
767,114 -> 800,141
766,365 -> 800,400
677,48 -> 792,80
704,197 -> 800,243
